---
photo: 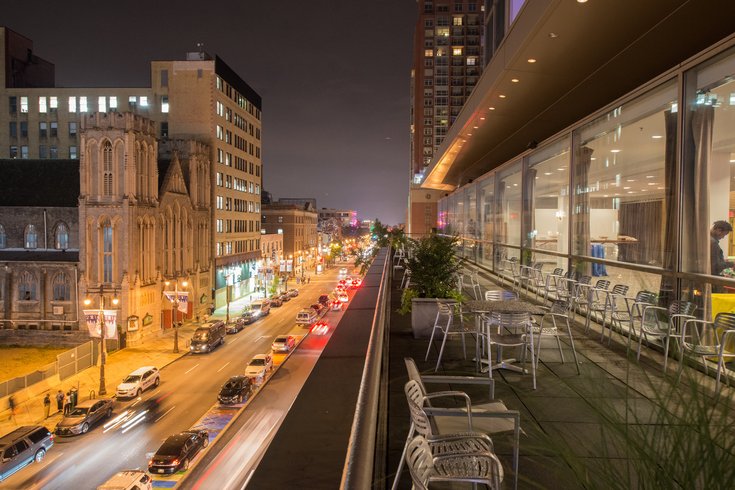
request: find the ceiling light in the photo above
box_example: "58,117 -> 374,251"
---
603,195 -> 609,198
646,175 -> 654,178
513,183 -> 518,186
730,158 -> 735,163
623,187 -> 631,190
647,183 -> 656,186
627,191 -> 634,194
488,107 -> 495,110
480,117 -> 485,120
499,94 -> 506,98
527,58 -> 537,63
610,149 -> 621,153
511,78 -> 519,83
467,133 -> 472,136
548,32 -> 558,38
557,168 -> 565,171
473,126 -> 479,129
657,186 -> 664,189
651,135 -> 663,139
590,157 -> 597,161
626,179 -> 636,182
577,0 -> 588,3
544,172 -> 552,176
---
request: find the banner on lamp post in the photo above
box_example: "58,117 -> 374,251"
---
163,291 -> 189,313
84,309 -> 118,339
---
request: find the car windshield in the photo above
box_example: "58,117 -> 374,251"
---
223,380 -> 240,389
157,439 -> 186,456
123,375 -> 141,383
67,407 -> 88,417
274,337 -> 287,343
193,332 -> 209,340
252,304 -> 262,310
249,359 -> 265,366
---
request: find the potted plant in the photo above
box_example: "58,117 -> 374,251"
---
399,233 -> 464,339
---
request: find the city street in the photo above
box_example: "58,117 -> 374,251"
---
0,267 -> 351,490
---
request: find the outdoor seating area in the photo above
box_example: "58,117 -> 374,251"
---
388,255 -> 735,489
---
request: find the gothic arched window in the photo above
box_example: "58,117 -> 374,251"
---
55,223 -> 69,250
103,140 -> 113,196
18,271 -> 37,300
103,221 -> 113,283
53,272 -> 71,301
24,224 -> 38,249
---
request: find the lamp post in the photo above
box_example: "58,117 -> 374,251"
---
84,287 -> 119,396
225,273 -> 233,324
165,278 -> 188,354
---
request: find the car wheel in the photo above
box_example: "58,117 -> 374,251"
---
237,395 -> 243,404
81,422 -> 89,434
136,389 -> 142,397
154,377 -> 160,387
106,408 -> 113,418
34,449 -> 46,464
202,437 -> 209,448
182,459 -> 189,471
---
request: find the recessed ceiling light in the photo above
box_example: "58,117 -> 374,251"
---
577,0 -> 588,3
548,32 -> 558,38
557,168 -> 565,171
730,159 -> 735,163
651,135 -> 663,139
473,126 -> 479,129
626,179 -> 636,182
527,58 -> 537,63
657,186 -> 664,189
488,107 -> 495,110
610,149 -> 621,153
614,193 -> 620,196
544,172 -> 552,176
480,117 -> 485,120
627,191 -> 634,194
511,78 -> 519,83
646,175 -> 654,178
590,157 -> 597,161
623,187 -> 631,190
499,94 -> 506,98
603,195 -> 609,198
647,183 -> 656,186
467,133 -> 472,136
513,183 -> 518,186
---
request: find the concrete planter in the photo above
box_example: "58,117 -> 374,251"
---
411,298 -> 442,339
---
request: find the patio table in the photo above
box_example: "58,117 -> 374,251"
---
466,299 -> 544,376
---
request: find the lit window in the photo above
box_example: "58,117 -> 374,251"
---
453,48 -> 463,56
109,96 -> 117,109
466,57 -> 477,66
98,96 -> 106,112
68,96 -> 77,113
70,146 -> 78,159
129,95 -> 137,105
103,222 -> 113,283
20,97 -> 28,113
216,125 -> 224,140
161,96 -> 169,113
21,146 -> 28,159
80,96 -> 88,112
49,96 -> 58,111
69,122 -> 77,136
39,97 -> 47,113
424,49 -> 433,57
24,224 -> 38,249
55,223 -> 69,249
139,96 -> 148,107
453,16 -> 463,26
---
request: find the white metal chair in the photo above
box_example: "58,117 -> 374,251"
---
531,300 -> 580,373
614,290 -> 658,351
636,300 -> 697,372
425,301 -> 473,372
485,290 -> 519,301
405,435 -> 503,490
481,312 -> 537,390
594,284 -> 631,343
679,313 -> 735,388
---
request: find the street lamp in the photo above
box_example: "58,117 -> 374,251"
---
164,278 -> 188,354
224,273 -> 233,324
83,288 -> 119,396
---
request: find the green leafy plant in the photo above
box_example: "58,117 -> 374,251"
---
268,276 -> 280,296
398,233 -> 464,313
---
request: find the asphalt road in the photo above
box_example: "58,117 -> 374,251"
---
0,268 -> 349,490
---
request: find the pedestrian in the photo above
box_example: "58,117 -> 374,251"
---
64,390 -> 71,414
55,390 -> 64,413
308,276 -> 311,284
43,393 -> 51,419
7,395 -> 16,422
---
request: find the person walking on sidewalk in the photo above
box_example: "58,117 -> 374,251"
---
7,396 -> 16,423
43,393 -> 51,419
55,390 -> 64,413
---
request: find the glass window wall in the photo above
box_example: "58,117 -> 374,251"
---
478,175 -> 495,269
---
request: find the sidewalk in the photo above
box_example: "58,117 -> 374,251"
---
0,319 -> 202,436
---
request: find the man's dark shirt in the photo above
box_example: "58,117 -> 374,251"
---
711,235 -> 731,276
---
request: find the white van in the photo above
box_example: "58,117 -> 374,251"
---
296,308 -> 318,325
97,469 -> 152,490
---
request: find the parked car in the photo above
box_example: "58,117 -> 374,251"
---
279,292 -> 291,303
339,267 -> 348,276
296,308 -> 318,325
245,354 -> 273,382
217,376 -> 253,405
269,295 -> 283,307
55,398 -> 114,436
148,429 -> 209,474
311,321 -> 330,336
318,294 -> 331,306
116,366 -> 160,398
97,470 -> 152,490
310,303 -> 325,315
338,292 -> 349,304
349,277 -> 362,289
241,310 -> 257,324
271,335 -> 296,353
190,321 -> 226,353
338,279 -> 348,288
335,283 -> 346,292
226,317 -> 247,334
331,300 -> 343,311
250,299 -> 271,318
0,426 -> 54,482
288,288 -> 299,297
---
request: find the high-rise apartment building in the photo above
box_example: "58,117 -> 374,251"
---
408,1 -> 484,237
0,27 -> 263,310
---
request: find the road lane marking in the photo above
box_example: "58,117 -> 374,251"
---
185,363 -> 200,374
217,361 -> 231,372
156,405 -> 176,422
228,337 -> 240,345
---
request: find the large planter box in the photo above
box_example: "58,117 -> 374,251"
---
411,298 -> 442,339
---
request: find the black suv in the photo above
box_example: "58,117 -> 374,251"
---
217,376 -> 253,405
318,294 -> 330,307
0,426 -> 54,482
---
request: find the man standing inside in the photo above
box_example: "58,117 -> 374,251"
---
711,220 -> 734,277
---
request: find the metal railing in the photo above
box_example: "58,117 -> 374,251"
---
341,248 -> 391,489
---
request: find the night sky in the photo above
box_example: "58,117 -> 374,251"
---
3,0 -> 416,225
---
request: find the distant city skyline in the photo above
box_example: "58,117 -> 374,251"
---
2,0 -> 416,225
